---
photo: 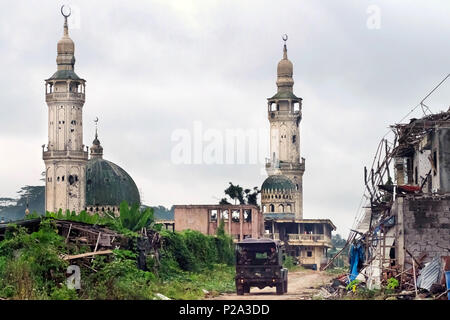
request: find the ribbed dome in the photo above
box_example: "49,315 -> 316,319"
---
261,175 -> 294,191
86,158 -> 141,207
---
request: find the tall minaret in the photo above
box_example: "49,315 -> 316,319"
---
43,6 -> 88,214
266,35 -> 305,219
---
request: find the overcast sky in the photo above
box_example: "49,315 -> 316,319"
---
1,0 -> 449,237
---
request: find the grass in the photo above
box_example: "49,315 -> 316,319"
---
152,263 -> 235,299
324,267 -> 347,276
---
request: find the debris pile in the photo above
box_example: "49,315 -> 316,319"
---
320,247 -> 449,300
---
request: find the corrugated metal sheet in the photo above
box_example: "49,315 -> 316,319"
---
417,257 -> 442,291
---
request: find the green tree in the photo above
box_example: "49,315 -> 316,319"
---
0,186 -> 45,222
219,198 -> 231,205
244,187 -> 260,206
110,201 -> 155,233
224,182 -> 245,205
331,234 -> 346,248
221,183 -> 260,206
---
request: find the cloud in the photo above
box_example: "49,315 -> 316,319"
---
1,0 -> 449,237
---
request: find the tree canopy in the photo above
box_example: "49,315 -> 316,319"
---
220,182 -> 260,206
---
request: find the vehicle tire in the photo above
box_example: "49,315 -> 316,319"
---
276,283 -> 284,295
244,285 -> 250,294
284,280 -> 288,293
236,285 -> 244,295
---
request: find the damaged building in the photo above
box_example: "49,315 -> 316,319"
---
173,204 -> 264,241
348,110 -> 450,291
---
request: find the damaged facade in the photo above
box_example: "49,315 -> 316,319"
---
350,110 -> 450,291
173,205 -> 264,242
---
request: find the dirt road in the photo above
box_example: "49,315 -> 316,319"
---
211,269 -> 334,300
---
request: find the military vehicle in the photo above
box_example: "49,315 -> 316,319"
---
235,238 -> 288,295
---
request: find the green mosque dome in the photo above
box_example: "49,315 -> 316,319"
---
85,130 -> 140,207
86,158 -> 140,207
261,175 -> 294,191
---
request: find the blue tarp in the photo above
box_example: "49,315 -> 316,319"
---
348,243 -> 365,282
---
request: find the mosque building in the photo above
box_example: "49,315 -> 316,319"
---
42,8 -> 140,215
260,37 -> 335,269
40,8 -> 335,270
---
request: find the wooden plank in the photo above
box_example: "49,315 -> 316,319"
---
61,250 -> 112,261
412,259 -> 418,297
65,223 -> 72,243
94,232 -> 101,253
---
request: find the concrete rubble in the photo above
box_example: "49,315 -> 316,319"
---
322,110 -> 450,300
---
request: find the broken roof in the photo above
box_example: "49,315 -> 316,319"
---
391,110 -> 450,157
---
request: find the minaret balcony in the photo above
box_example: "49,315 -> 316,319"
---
43,149 -> 88,161
46,92 -> 85,103
265,159 -> 305,172
268,110 -> 301,121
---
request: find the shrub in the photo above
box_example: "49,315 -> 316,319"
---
181,229 -> 218,268
160,230 -> 197,271
50,287 -> 78,300
386,277 -> 399,290
3,259 -> 35,299
283,255 -> 296,270
80,249 -> 156,300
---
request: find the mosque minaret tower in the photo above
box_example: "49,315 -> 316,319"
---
262,36 -> 305,220
43,7 -> 88,213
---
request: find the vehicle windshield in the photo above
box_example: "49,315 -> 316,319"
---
236,244 -> 278,265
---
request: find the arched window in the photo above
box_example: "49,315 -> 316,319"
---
263,205 -> 267,213
279,204 -> 284,213
269,204 -> 275,212
287,204 -> 292,212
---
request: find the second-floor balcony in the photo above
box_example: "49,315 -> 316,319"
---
265,233 -> 280,240
264,233 -> 331,246
287,233 -> 331,245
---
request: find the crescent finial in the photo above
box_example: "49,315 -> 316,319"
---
282,34 -> 288,42
61,5 -> 72,18
94,117 -> 99,139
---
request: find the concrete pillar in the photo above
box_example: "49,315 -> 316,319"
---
239,209 -> 243,241
228,207 -> 232,235
396,198 -> 405,268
